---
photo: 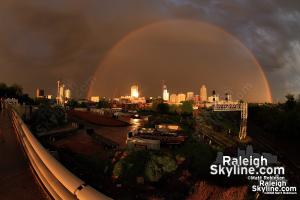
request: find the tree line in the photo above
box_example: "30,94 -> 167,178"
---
248,94 -> 300,138
0,82 -> 33,104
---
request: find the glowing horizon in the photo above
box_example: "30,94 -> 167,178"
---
88,20 -> 272,103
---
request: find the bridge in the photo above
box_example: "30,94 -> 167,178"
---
0,101 -> 112,200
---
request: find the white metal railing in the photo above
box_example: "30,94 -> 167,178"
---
9,106 -> 112,200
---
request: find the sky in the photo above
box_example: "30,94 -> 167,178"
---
0,0 -> 300,102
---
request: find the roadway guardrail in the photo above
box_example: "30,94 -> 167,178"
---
9,105 -> 112,200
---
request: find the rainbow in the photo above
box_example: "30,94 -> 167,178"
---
88,19 -> 272,103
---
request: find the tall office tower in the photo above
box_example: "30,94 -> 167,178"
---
225,93 -> 232,102
177,93 -> 186,103
208,90 -> 220,103
65,89 -> 71,99
200,85 -> 208,102
59,84 -> 65,105
186,92 -> 194,101
163,84 -> 169,101
131,85 -> 139,98
36,88 -> 45,98
57,81 -> 61,104
169,94 -> 177,104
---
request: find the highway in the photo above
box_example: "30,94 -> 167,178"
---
0,109 -> 47,200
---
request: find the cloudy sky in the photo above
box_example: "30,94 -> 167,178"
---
0,0 -> 299,101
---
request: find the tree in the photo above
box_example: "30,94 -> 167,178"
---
0,83 -> 7,97
0,83 -> 23,99
30,105 -> 66,134
6,84 -> 23,98
297,94 -> 300,103
97,100 -> 110,108
67,99 -> 79,108
156,103 -> 170,114
181,101 -> 193,115
169,104 -> 180,114
19,94 -> 34,105
80,102 -> 88,108
145,154 -> 177,182
285,94 -> 296,110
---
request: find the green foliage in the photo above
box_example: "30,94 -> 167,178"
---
249,101 -> 300,138
19,94 -> 34,105
176,138 -> 216,178
79,102 -> 88,108
0,83 -> 8,97
112,150 -> 177,184
180,101 -> 193,115
198,109 -> 240,133
67,99 -> 79,108
156,103 -> 170,114
169,104 -> 181,114
0,82 -> 34,105
7,84 -> 23,98
151,99 -> 164,112
284,94 -> 296,110
112,150 -> 151,184
30,105 -> 66,133
34,97 -> 52,105
147,114 -> 181,126
0,82 -> 24,99
145,153 -> 177,182
112,161 -> 123,178
97,100 -> 110,108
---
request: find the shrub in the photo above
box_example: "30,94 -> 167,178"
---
30,105 -> 66,134
145,154 -> 177,182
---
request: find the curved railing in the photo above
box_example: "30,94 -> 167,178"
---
10,107 -> 112,200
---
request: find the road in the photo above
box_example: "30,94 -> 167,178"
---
0,109 -> 47,200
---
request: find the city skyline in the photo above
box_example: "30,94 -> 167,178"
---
0,1 -> 300,102
0,2 -> 299,200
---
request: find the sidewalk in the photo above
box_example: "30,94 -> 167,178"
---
0,109 -> 47,200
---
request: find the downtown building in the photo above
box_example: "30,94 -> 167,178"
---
162,84 -> 169,102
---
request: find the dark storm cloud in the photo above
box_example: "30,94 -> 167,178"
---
165,0 -> 300,99
0,0 -> 299,100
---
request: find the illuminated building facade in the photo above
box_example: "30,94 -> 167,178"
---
36,88 -> 45,98
169,94 -> 177,104
91,96 -> 100,103
200,85 -> 207,102
57,80 -> 71,105
177,93 -> 186,103
131,85 -> 139,98
163,84 -> 169,101
208,90 -> 220,103
65,89 -> 71,99
186,92 -> 194,101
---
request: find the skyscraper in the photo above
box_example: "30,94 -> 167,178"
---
208,90 -> 220,103
57,80 -> 61,104
200,85 -> 207,102
169,94 -> 177,104
65,89 -> 71,99
177,93 -> 186,103
59,84 -> 65,104
36,88 -> 45,98
131,85 -> 139,98
163,84 -> 169,101
186,92 -> 194,101
225,93 -> 232,102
